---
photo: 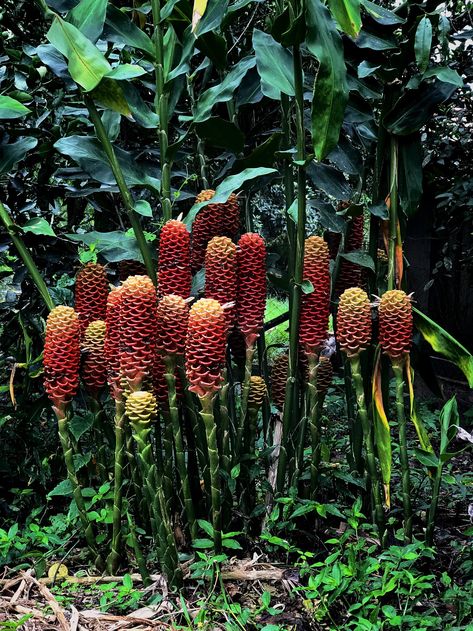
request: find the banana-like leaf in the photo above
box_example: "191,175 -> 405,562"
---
405,355 -> 434,453
372,348 -> 391,507
328,0 -> 362,38
413,307 -> 473,387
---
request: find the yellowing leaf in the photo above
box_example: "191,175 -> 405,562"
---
192,0 -> 208,32
405,355 -> 434,453
48,563 -> 69,580
372,348 -> 391,507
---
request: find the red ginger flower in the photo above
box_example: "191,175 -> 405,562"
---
119,275 -> 158,391
118,260 -> 147,282
158,220 -> 192,299
236,233 -> 266,346
378,290 -> 413,361
316,356 -> 333,395
156,295 -> 189,356
205,236 -> 237,330
299,236 -> 330,355
44,306 -> 80,410
81,320 -> 107,394
336,215 -> 364,295
75,263 -> 109,335
185,298 -> 226,397
337,287 -> 372,356
271,353 -> 288,412
191,190 -> 240,272
104,286 -> 123,395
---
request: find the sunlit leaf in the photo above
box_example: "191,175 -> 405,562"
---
0,96 -> 31,119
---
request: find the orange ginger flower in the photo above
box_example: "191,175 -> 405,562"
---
185,298 -> 226,397
299,236 -> 330,355
44,306 -> 81,411
205,236 -> 237,330
156,295 -> 189,357
74,263 -> 109,335
158,220 -> 192,299
236,233 -> 266,346
81,320 -> 107,394
104,286 -> 123,396
378,290 -> 413,361
337,287 -> 372,356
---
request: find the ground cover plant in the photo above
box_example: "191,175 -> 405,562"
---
0,0 -> 472,629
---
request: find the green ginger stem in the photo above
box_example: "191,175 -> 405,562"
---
233,344 -> 256,464
107,399 -> 126,574
164,355 -> 197,541
126,511 -> 151,587
306,355 -> 322,499
56,410 -> 104,571
199,393 -> 222,553
392,359 -> 413,542
350,355 -> 386,540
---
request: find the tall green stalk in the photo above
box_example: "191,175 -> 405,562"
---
199,394 -> 221,553
306,355 -> 322,499
276,43 -> 306,494
387,137 -> 399,291
107,399 -> 126,574
84,96 -> 156,284
0,201 -> 54,310
350,355 -> 386,539
56,408 -> 104,570
392,360 -> 412,542
233,344 -> 256,464
163,355 -> 197,541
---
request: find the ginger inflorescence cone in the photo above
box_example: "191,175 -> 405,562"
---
81,320 -> 107,395
158,220 -> 192,299
157,294 -> 189,357
236,233 -> 266,347
104,286 -> 123,397
75,263 -> 109,336
299,236 -> 330,355
126,391 -> 182,587
335,214 -> 364,295
205,236 -> 238,330
378,290 -> 413,361
248,376 -> 268,411
271,354 -> 289,413
316,356 -> 333,395
119,275 -> 158,392
44,306 -> 81,413
337,287 -> 372,357
191,190 -> 240,272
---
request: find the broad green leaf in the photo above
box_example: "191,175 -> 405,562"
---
22,218 -> 56,237
134,200 -> 153,217
413,307 -> 473,387
106,64 -> 147,80
328,0 -> 362,38
415,16 -> 433,74
54,136 -> 160,191
193,0 -> 230,37
423,67 -> 463,87
355,29 -> 397,50
73,452 -> 92,472
406,356 -> 434,453
384,80 -> 457,135
307,162 -> 353,199
439,397 -> 459,454
398,134 -> 423,216
69,413 -> 95,441
361,0 -> 405,25
46,16 -> 111,91
306,0 -> 349,160
194,56 -> 256,122
339,250 -> 375,272
0,137 -> 38,175
90,78 -> 132,116
47,479 -> 73,499
192,0 -> 209,32
66,231 -> 145,263
357,60 -> 380,78
327,135 -> 363,175
0,96 -> 31,119
253,29 -> 295,99
67,0 -> 107,42
103,5 -> 155,57
185,167 -> 277,226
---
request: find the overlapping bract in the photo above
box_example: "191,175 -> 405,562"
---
248,376 -> 268,410
125,391 -> 157,427
337,287 -> 372,356
236,233 -> 266,346
379,290 -> 413,360
82,320 -> 107,393
336,214 -> 364,295
205,236 -> 237,330
316,356 -> 334,395
44,306 -> 81,409
75,263 -> 109,335
271,354 -> 288,412
119,275 -> 158,391
191,190 -> 240,272
104,287 -> 123,395
156,295 -> 189,357
185,299 -> 226,397
158,220 -> 192,299
299,236 -> 330,355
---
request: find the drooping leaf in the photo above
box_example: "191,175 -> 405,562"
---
66,231 -> 145,263
360,0 -> 405,25
106,64 -> 147,80
67,0 -> 107,43
0,96 -> 31,119
307,162 -> 353,199
0,138 -> 38,175
309,200 -> 345,233
90,78 -> 132,116
340,250 -> 375,272
327,135 -> 363,175
134,200 -> 153,217
413,307 -> 473,387
398,133 -> 423,216
355,29 -> 398,50
184,167 -> 277,226
328,0 -> 362,38
103,5 -> 155,57
194,56 -> 256,122
192,0 -> 209,32
405,356 -> 434,453
46,16 -> 111,91
253,29 -> 295,99
357,60 -> 380,78
414,16 -> 433,74
193,0 -> 230,37
305,0 -> 349,160
423,67 -> 463,87
22,218 -> 57,237
372,349 -> 391,507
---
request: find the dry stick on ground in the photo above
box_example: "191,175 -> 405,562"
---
23,572 -> 70,631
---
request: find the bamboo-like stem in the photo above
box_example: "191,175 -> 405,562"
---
243,406 -> 259,517
350,355 -> 386,539
233,344 -> 256,464
106,399 -> 126,574
219,369 -> 231,477
124,425 -> 150,532
344,358 -> 364,473
84,96 -> 156,284
276,43 -> 306,494
306,355 -> 321,499
425,466 -> 442,547
392,359 -> 412,542
90,397 -> 109,484
56,407 -> 104,570
126,511 -> 151,587
163,355 -> 197,541
387,137 -> 398,291
199,393 -> 222,553
130,417 -> 181,588
160,408 -> 175,525
0,201 -> 54,310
